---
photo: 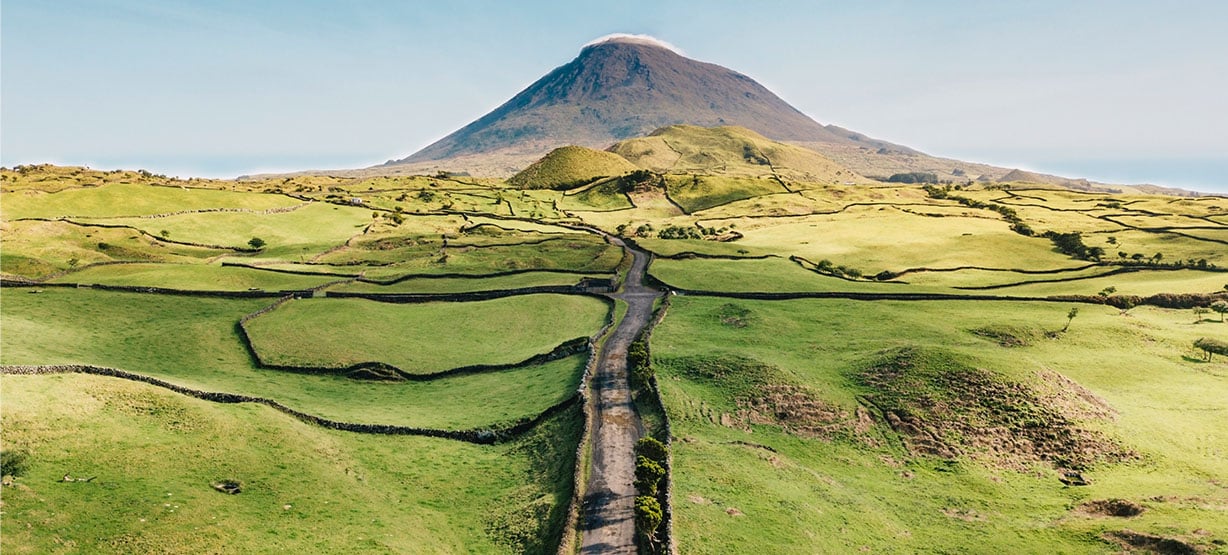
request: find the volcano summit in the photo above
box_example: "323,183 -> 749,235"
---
386,35 -> 909,175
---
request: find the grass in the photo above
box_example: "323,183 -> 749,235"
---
608,125 -> 858,183
46,263 -> 342,291
332,271 -> 594,293
244,294 -> 610,373
0,289 -> 589,429
99,202 -> 374,259
664,174 -> 789,213
558,178 -> 635,211
1,219 -> 227,279
507,145 -> 638,190
1,374 -> 581,554
651,296 -> 1228,553
1,182 -> 301,220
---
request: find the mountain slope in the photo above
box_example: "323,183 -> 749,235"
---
609,125 -> 861,183
386,36 -> 909,173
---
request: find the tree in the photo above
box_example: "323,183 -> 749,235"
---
1211,301 -> 1228,323
634,495 -> 663,540
1063,307 -> 1079,332
248,237 -> 266,249
1194,306 -> 1210,323
160,229 -> 170,239
1194,337 -> 1228,362
67,257 -> 79,269
1097,286 -> 1116,298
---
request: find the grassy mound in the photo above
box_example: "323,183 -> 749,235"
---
854,346 -> 1134,469
656,354 -> 862,440
507,146 -> 639,190
608,125 -> 860,183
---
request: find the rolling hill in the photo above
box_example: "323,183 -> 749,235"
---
608,125 -> 861,183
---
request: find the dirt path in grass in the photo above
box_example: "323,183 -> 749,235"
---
581,237 -> 662,554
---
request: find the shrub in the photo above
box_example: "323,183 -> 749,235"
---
1,449 -> 30,477
635,455 -> 666,495
634,495 -> 663,538
635,437 -> 668,466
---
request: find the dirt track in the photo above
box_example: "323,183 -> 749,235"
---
580,237 -> 662,554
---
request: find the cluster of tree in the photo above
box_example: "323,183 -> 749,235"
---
1108,251 -> 1214,269
922,185 -> 1034,236
655,224 -> 729,240
615,170 -> 662,194
887,172 -> 939,184
1196,300 -> 1228,323
634,436 -> 669,551
814,258 -> 863,279
1043,231 -> 1104,260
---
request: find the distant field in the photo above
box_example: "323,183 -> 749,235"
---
101,202 -> 374,258
1,374 -> 580,554
245,294 -> 610,373
47,263 -> 341,291
652,296 -> 1228,553
1,182 -> 301,220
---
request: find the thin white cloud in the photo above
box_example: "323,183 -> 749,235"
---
582,33 -> 684,55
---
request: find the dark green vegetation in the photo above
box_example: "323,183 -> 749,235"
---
4,155 -> 1227,554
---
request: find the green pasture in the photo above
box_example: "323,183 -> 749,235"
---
2,182 -> 300,220
244,294 -> 609,373
101,202 -> 373,258
0,289 -> 588,429
652,296 -> 1228,553
0,220 -> 226,279
664,175 -> 789,213
46,263 -> 341,291
1,374 -> 580,554
332,271 -> 592,294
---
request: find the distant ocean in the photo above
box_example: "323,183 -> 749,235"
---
1014,158 -> 1228,195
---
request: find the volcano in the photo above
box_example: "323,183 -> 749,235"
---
385,35 -> 910,175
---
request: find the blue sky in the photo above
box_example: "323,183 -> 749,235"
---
3,0 -> 1226,192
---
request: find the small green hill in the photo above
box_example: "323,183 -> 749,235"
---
507,145 -> 639,190
608,125 -> 862,184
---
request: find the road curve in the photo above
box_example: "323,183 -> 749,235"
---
580,237 -> 663,554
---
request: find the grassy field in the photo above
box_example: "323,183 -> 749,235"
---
332,271 -> 593,293
46,263 -> 342,291
1,219 -> 228,279
5,165 -> 1228,553
100,202 -> 374,259
1,374 -> 581,554
244,294 -> 610,373
651,296 -> 1228,553
1,289 -> 591,430
1,182 -> 302,220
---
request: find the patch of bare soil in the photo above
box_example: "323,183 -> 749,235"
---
732,384 -> 858,440
1079,498 -> 1145,517
855,347 -> 1135,470
1104,530 -> 1201,554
